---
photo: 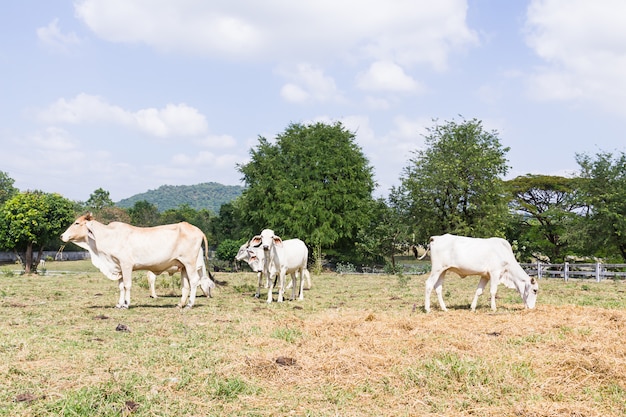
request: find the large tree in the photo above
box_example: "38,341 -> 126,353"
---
575,151 -> 626,261
238,122 -> 375,253
506,174 -> 581,262
399,118 -> 510,241
0,191 -> 75,273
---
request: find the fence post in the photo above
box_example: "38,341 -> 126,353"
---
564,262 -> 569,282
596,263 -> 601,282
537,261 -> 542,279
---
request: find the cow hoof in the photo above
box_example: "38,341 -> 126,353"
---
115,304 -> 129,309
184,305 -> 193,310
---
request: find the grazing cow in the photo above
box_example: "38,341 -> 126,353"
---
249,230 -> 309,303
61,213 -> 215,309
235,242 -> 275,296
417,234 -> 538,312
146,248 -> 213,299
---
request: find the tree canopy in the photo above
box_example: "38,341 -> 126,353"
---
0,191 -> 75,273
506,174 -> 581,262
238,122 -> 376,249
0,171 -> 18,205
576,151 -> 626,261
398,118 -> 510,242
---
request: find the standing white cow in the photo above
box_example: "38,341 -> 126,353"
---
418,234 -> 538,312
146,247 -> 213,299
235,240 -> 311,298
249,229 -> 309,303
61,213 -> 215,309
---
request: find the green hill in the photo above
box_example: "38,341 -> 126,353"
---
116,182 -> 244,213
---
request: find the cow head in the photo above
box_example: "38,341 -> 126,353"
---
61,212 -> 95,243
250,229 -> 283,251
523,277 -> 539,309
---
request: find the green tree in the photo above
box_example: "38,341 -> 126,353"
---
0,191 -> 75,273
399,118 -> 510,241
238,122 -> 375,252
506,175 -> 581,262
0,171 -> 18,205
576,151 -> 626,261
210,201 -> 246,244
356,197 -> 410,271
161,204 -> 214,243
128,200 -> 160,227
85,188 -> 114,211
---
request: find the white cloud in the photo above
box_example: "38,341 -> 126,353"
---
37,19 -> 81,52
74,0 -> 477,68
525,0 -> 626,111
356,61 -> 421,93
278,63 -> 342,103
38,94 -> 208,138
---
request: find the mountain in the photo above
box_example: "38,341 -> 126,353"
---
116,182 -> 244,213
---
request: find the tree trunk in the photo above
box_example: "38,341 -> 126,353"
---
24,242 -> 33,274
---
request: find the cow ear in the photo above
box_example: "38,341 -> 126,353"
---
86,222 -> 96,241
251,236 -> 262,247
273,236 -> 283,246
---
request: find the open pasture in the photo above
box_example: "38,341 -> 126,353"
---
2,261 -> 626,416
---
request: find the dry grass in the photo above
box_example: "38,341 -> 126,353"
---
1,262 -> 626,416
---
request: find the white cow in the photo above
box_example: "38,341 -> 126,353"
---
146,248 -> 213,299
249,229 -> 309,303
61,213 -> 215,309
418,234 -> 538,312
235,241 -> 276,296
236,240 -> 311,298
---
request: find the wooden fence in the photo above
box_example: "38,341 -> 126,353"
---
520,262 -> 626,282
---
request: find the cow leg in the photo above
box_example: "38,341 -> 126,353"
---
266,270 -> 274,304
277,270 -> 286,302
471,276 -> 489,312
489,271 -> 500,311
434,274 -> 447,311
147,272 -> 158,298
425,270 -> 447,312
117,269 -> 132,308
179,269 -> 191,308
298,270 -> 306,301
256,271 -> 262,298
185,267 -> 201,309
291,272 -> 297,301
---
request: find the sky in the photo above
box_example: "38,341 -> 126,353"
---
2,0 -> 626,203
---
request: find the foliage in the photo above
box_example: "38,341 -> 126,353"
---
399,118 -> 510,241
210,201 -> 247,243
116,182 -> 244,213
575,151 -> 626,261
506,175 -> 582,262
238,122 -> 375,249
160,204 -> 213,241
85,188 -> 114,211
128,200 -> 160,227
215,239 -> 243,263
0,191 -> 75,273
356,197 -> 410,270
0,170 -> 18,205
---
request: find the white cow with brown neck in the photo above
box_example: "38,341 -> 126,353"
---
61,213 -> 215,309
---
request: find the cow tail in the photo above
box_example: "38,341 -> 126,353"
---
203,234 -> 215,280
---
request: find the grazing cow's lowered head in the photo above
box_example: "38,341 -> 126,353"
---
523,276 -> 539,309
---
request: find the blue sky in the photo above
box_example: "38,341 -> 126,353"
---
1,0 -> 625,202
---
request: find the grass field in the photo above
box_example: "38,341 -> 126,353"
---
2,260 -> 626,416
